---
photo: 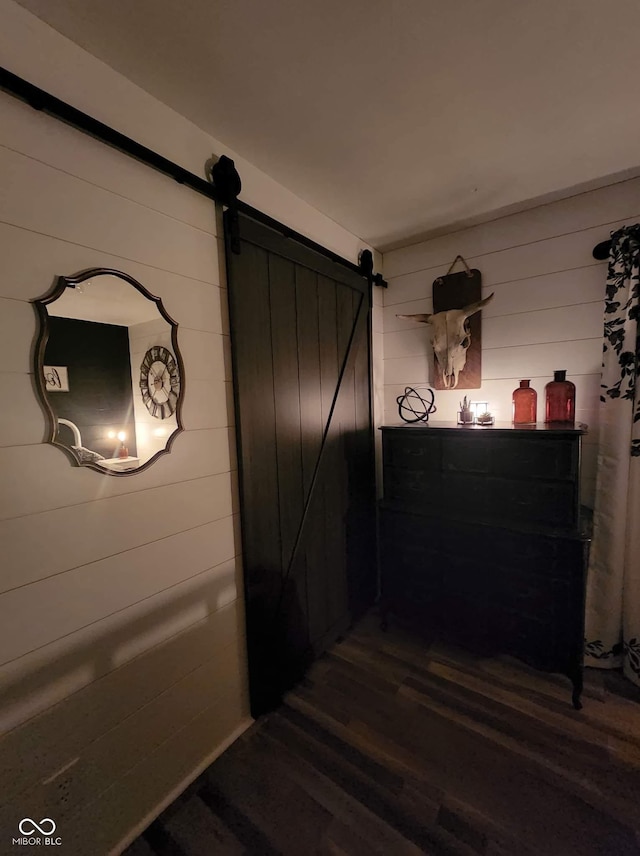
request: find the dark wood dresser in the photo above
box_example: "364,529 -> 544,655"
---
379,422 -> 591,708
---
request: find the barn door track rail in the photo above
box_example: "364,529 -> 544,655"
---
0,66 -> 386,287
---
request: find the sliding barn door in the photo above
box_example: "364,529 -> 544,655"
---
225,212 -> 376,715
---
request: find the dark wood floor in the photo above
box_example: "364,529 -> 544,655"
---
125,615 -> 640,856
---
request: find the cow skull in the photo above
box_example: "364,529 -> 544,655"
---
398,293 -> 494,389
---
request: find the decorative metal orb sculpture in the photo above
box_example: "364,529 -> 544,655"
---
396,387 -> 437,424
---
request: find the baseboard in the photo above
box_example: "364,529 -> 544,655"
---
109,715 -> 254,856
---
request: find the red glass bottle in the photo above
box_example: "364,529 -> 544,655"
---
545,370 -> 575,424
512,380 -> 537,424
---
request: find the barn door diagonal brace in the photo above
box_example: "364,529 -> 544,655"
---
271,291 -> 366,626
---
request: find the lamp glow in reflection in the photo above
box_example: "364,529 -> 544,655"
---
117,431 -> 128,459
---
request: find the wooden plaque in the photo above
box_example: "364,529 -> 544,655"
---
432,268 -> 483,390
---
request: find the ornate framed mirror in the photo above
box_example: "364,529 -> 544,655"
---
33,268 -> 184,475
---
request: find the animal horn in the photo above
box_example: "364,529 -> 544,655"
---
461,292 -> 494,319
396,313 -> 432,324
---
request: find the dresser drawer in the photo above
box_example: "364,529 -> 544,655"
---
380,509 -> 441,554
491,437 -> 578,481
439,473 -> 578,530
492,529 -> 585,579
383,432 -> 441,471
383,466 -> 443,512
491,477 -> 578,529
442,434 -> 492,473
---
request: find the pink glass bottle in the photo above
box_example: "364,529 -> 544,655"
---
512,380 -> 537,424
545,370 -> 575,424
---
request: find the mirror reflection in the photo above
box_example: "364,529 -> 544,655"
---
34,268 -> 183,474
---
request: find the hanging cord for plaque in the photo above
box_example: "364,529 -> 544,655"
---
435,254 -> 474,286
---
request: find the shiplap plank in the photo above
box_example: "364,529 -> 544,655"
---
483,338 -> 602,380
482,266 -> 605,319
372,302 -> 384,335
581,478 -> 596,509
0,571 -> 242,742
0,298 -> 36,373
219,283 -> 231,334
0,601 -> 240,794
383,300 -> 603,358
384,226 -> 614,306
79,668 -> 244,816
0,146 -> 218,283
383,327 -> 432,361
216,235 -> 228,288
579,411 -> 600,445
0,517 -> 237,666
1,472 -> 234,593
385,265 -> 605,328
0,426 -> 233,521
0,677 -> 241,854
178,329 -> 228,382
384,354 -> 432,387
383,177 -> 640,278
0,373 -> 44,447
0,223 -> 223,331
182,379 -> 232,430
1,663 -> 243,831
62,694 -> 249,856
581,444 -> 599,484
383,296 -> 434,333
383,300 -> 602,362
384,266 -> 449,307
384,347 -> 600,407
484,303 -> 602,349
0,91 -> 217,235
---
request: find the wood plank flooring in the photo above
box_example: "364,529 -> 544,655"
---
124,614 -> 640,856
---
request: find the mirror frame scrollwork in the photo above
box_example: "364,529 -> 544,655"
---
33,267 -> 185,476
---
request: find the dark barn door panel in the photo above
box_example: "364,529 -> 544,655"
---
225,212 -> 376,716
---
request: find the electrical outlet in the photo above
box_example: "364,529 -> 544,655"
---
41,757 -> 80,813
54,774 -> 72,809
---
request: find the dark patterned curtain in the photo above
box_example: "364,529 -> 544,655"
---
585,225 -> 640,687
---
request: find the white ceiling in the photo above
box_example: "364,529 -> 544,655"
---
15,0 -> 640,249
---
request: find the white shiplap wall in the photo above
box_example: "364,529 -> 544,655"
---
0,3 -> 374,853
0,91 -> 249,855
382,178 -> 640,508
